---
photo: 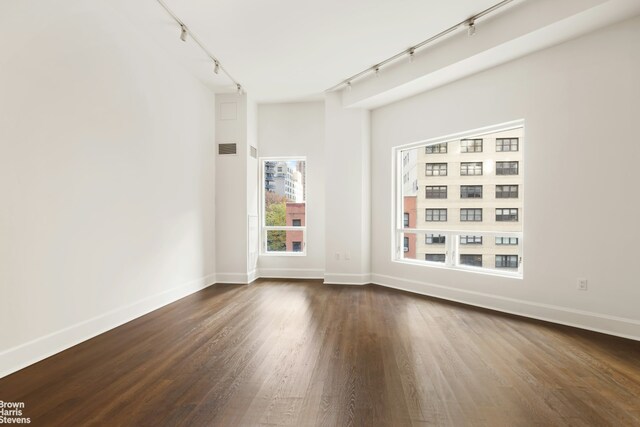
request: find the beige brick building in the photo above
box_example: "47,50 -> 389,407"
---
411,127 -> 524,271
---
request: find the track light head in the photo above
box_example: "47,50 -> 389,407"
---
467,20 -> 476,36
374,67 -> 380,77
214,60 -> 220,74
346,81 -> 352,92
409,48 -> 415,62
180,24 -> 188,42
236,83 -> 242,94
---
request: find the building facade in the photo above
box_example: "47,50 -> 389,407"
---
409,128 -> 524,270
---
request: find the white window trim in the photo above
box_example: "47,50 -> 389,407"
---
260,156 -> 307,256
391,119 -> 525,279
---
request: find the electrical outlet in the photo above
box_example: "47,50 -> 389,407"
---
344,252 -> 351,261
335,252 -> 340,261
577,278 -> 588,291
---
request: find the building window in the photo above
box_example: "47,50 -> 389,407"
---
461,208 -> 482,222
425,254 -> 446,263
496,185 -> 518,198
496,255 -> 518,268
496,138 -> 519,152
403,236 -> 409,252
426,234 -> 446,244
262,158 -> 306,254
426,209 -> 447,222
425,143 -> 447,154
460,139 -> 483,153
461,185 -> 482,199
496,161 -> 519,175
496,237 -> 519,245
460,162 -> 482,176
426,186 -> 447,199
460,254 -> 482,267
426,163 -> 447,176
496,208 -> 518,221
403,213 -> 410,227
460,235 -> 483,245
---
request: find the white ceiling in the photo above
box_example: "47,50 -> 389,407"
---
121,0 -> 500,103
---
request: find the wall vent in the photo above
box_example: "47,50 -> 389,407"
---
250,146 -> 257,159
218,143 -> 237,155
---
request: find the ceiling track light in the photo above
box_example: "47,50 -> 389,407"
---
374,67 -> 380,77
467,20 -> 476,36
155,0 -> 244,94
326,0 -> 514,93
346,81 -> 352,91
180,24 -> 188,42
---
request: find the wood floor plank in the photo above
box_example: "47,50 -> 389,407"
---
1,279 -> 639,426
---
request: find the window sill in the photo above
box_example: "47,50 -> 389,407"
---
393,258 -> 523,280
261,252 -> 307,257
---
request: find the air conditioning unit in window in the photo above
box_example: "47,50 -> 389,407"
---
404,247 -> 409,252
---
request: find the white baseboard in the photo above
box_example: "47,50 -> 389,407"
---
0,273 -> 217,379
371,273 -> 640,341
324,273 -> 371,285
258,268 -> 324,279
216,272 -> 254,284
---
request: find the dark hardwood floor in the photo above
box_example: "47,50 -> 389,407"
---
1,279 -> 640,426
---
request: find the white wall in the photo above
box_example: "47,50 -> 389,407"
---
370,16 -> 640,339
257,102 -> 325,277
0,1 -> 217,377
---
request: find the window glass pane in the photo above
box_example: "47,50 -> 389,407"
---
395,126 -> 523,277
266,230 -> 305,253
264,160 -> 306,254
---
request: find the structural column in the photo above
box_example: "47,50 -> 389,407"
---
323,92 -> 371,284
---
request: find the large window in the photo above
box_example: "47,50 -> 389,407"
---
395,123 -> 524,277
261,158 -> 306,255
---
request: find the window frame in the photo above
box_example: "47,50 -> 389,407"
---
425,185 -> 448,199
460,185 -> 483,199
496,161 -> 519,175
460,162 -> 483,176
496,185 -> 519,198
496,208 -> 519,222
260,157 -> 307,257
496,138 -> 519,152
425,142 -> 448,154
460,138 -> 483,153
460,208 -> 483,222
393,120 -> 524,278
426,163 -> 448,176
